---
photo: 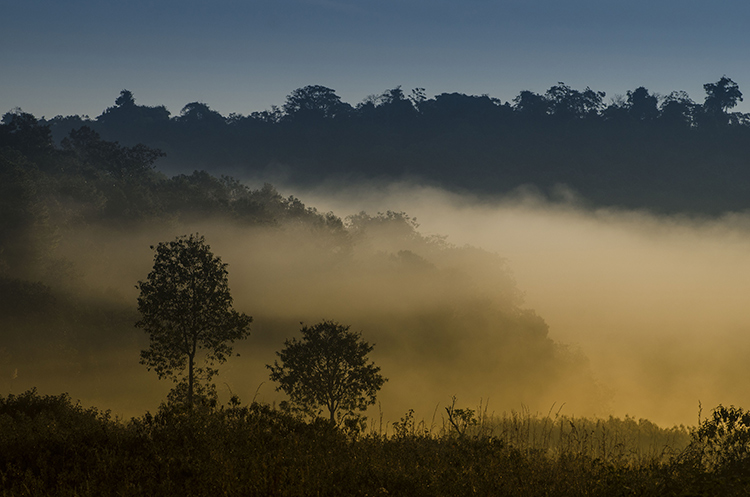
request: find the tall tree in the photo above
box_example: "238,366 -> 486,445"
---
136,234 -> 252,408
659,90 -> 696,126
282,85 -> 352,121
268,320 -> 386,423
703,76 -> 743,116
626,87 -> 659,121
545,82 -> 605,119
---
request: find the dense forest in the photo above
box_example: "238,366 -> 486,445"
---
29,75 -> 750,215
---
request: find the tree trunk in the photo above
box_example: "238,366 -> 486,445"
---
188,354 -> 194,410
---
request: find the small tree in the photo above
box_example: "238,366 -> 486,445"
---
136,234 -> 252,409
267,320 -> 386,423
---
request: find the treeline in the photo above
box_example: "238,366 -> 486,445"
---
25,76 -> 750,214
0,111 -> 343,280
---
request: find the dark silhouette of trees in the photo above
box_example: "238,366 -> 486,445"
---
97,89 -> 171,128
626,87 -> 659,121
0,110 -> 55,158
267,320 -> 386,423
420,92 -> 508,124
115,89 -> 135,108
61,126 -> 163,181
136,234 -> 252,409
703,76 -> 743,116
659,91 -> 696,127
545,83 -> 605,119
14,77 -> 750,214
282,85 -> 352,121
513,90 -> 550,118
177,102 -> 226,125
369,86 -> 419,123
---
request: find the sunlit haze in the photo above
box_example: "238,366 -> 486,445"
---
11,180 -> 746,429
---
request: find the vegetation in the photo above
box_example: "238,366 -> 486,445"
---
28,76 -> 750,214
5,83 -> 750,493
136,234 -> 253,409
267,320 -> 386,424
1,389 -> 749,496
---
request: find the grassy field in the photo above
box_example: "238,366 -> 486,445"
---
1,389 -> 748,496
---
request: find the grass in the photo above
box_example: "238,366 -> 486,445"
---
1,389 -> 749,496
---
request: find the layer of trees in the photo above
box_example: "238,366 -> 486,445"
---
2,114 -> 591,419
26,76 -> 750,214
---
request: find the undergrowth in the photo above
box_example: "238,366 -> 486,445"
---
1,390 -> 749,496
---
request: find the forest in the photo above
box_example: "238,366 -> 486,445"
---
37,76 -> 750,215
3,80 -> 750,494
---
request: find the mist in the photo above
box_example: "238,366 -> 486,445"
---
294,181 -> 750,427
8,179 -> 750,429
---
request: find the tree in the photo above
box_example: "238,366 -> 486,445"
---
703,76 -> 743,116
282,85 -> 352,121
136,234 -> 252,409
659,90 -> 696,126
267,320 -> 386,423
626,86 -> 659,121
545,82 -> 605,119
0,109 -> 54,157
513,90 -> 550,118
115,89 -> 136,108
177,102 -> 227,125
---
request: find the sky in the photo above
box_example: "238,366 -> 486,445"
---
3,0 -> 750,119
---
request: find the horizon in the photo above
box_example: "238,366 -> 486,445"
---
3,0 -> 750,118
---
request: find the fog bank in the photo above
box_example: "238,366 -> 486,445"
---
295,182 -> 750,427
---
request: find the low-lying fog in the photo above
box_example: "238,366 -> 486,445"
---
17,181 -> 750,429
296,182 -> 750,427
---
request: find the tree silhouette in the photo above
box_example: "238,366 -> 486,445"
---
545,82 -> 605,119
267,320 -> 386,423
703,76 -> 743,116
136,234 -> 252,409
0,110 -> 54,158
626,87 -> 659,121
177,102 -> 226,125
659,90 -> 696,126
513,90 -> 550,118
114,89 -> 135,108
282,85 -> 352,121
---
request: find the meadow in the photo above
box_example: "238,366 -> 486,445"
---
1,389 -> 747,496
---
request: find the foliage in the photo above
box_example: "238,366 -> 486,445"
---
28,76 -> 750,214
703,76 -> 743,115
136,233 -> 252,408
686,404 -> 750,474
3,390 -> 750,496
268,320 -> 386,423
445,396 -> 480,438
282,85 -> 352,121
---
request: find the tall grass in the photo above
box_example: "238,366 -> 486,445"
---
0,390 -> 747,496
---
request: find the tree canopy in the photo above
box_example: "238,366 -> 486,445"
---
9,75 -> 750,214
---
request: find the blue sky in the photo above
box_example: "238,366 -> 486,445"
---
3,0 -> 750,118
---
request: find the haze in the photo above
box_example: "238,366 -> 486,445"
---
13,180 -> 745,429
298,182 -> 750,427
